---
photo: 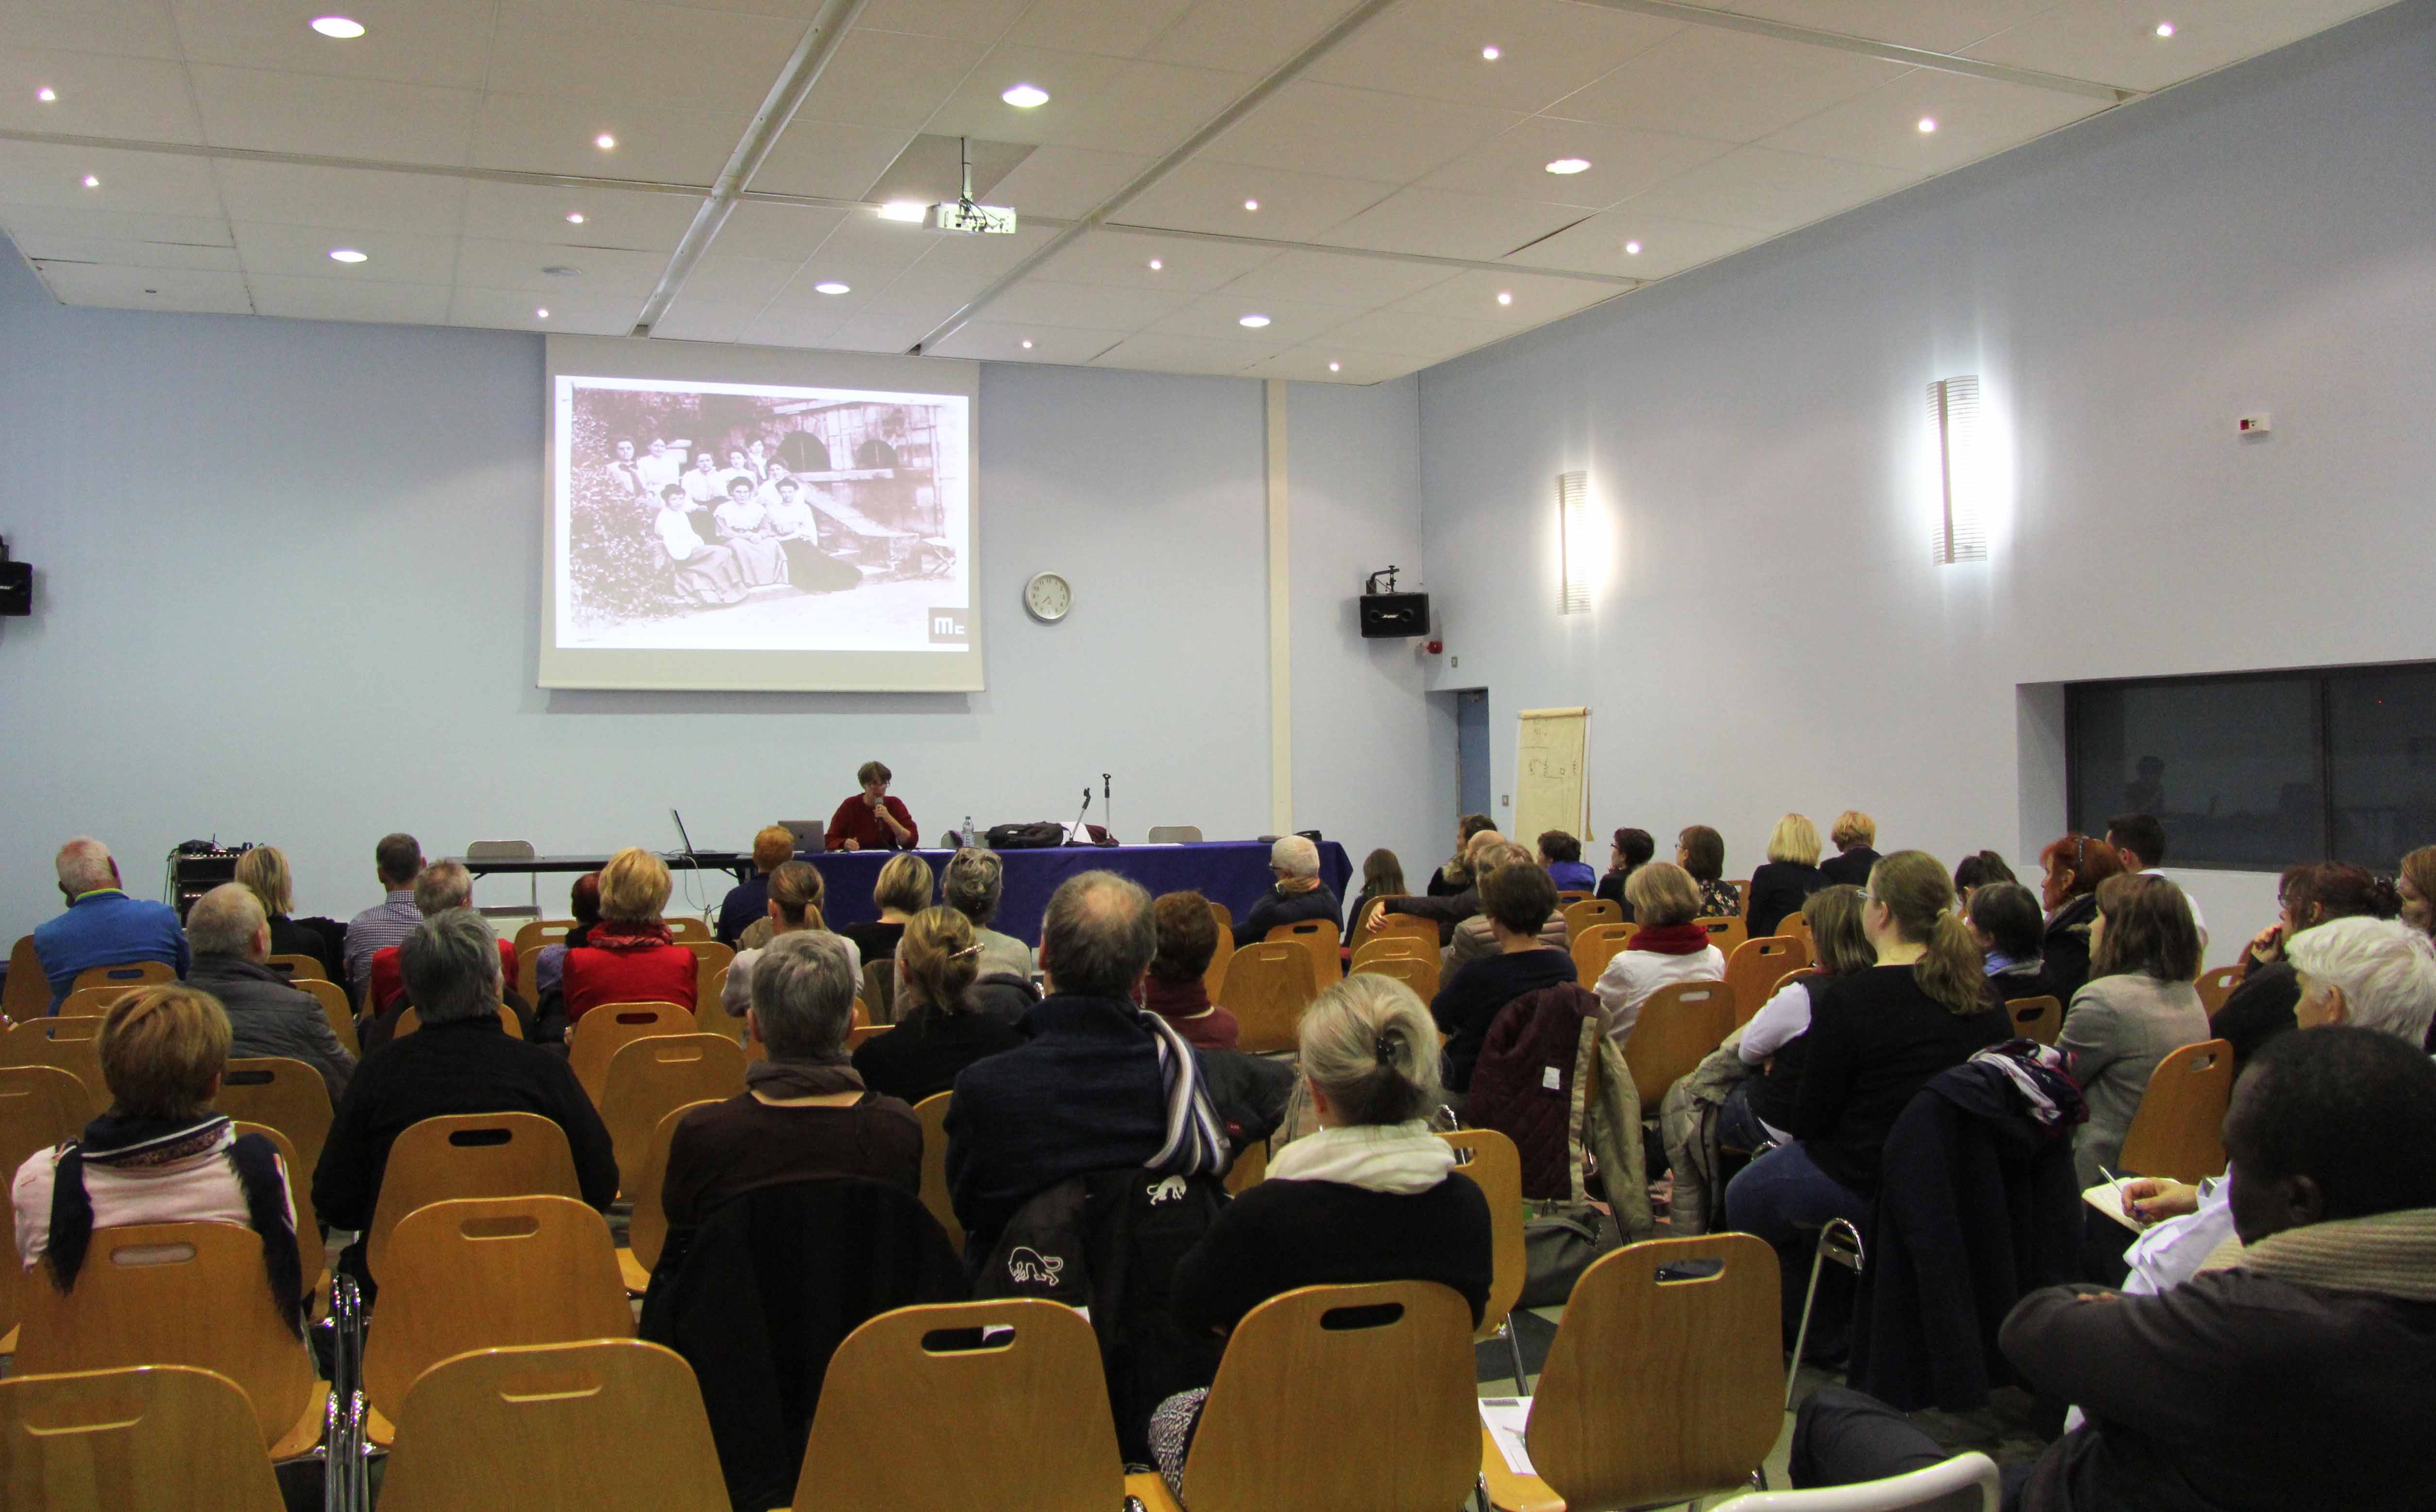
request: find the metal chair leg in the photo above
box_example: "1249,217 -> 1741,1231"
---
1785,1216 -> 1864,1409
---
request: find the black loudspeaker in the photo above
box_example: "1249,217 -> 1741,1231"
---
1358,591 -> 1428,638
0,541 -> 28,617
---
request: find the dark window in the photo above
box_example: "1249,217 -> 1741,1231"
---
2067,663 -> 2436,872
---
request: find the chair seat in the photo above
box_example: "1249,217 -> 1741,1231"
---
272,1380 -> 332,1461
616,1247 -> 651,1295
1481,1426 -> 1565,1512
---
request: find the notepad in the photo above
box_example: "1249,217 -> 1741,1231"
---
1479,1397 -> 1535,1476
2083,1181 -> 2149,1234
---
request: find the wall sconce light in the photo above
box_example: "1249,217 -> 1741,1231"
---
1928,376 -> 1988,564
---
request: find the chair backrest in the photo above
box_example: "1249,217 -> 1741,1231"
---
1349,933 -> 1428,970
1778,911 -> 1814,952
677,938 -> 730,1003
1205,898 -> 1234,929
1217,942 -> 1318,1054
2116,1038 -> 2235,1183
1562,897 -> 1622,938
569,1002 -> 695,1100
3,933 -> 49,1021
1695,914 -> 1748,958
466,840 -> 536,861
794,1298 -> 1122,1510
377,1340 -> 730,1512
1265,918 -> 1342,988
263,953 -> 326,982
2194,964 -> 2242,1015
845,1023 -> 890,1051
0,1017 -> 109,1115
1438,1129 -> 1525,1344
70,960 -> 176,995
228,1122 -> 320,1260
669,917 -> 714,944
215,1058 -> 335,1180
1225,1137 -> 1268,1194
1350,953 -> 1431,999
364,1195 -> 636,1425
1722,1450 -> 2002,1510
15,1223 -> 318,1451
515,945 -> 543,1001
287,977 -> 359,1057
626,1100 -> 720,1277
1367,912 -> 1440,953
366,1112 -> 584,1280
512,918 -> 578,955
1725,936 -> 1810,1029
1624,981 -> 1738,1109
599,1034 -> 745,1187
0,1364 -> 288,1512
395,1002 -> 524,1041
0,1065 -> 91,1342
1572,922 -> 1635,991
56,984 -> 133,1019
1526,1234 -> 1783,1510
912,1092 -> 960,1250
1183,1281 -> 1479,1512
1147,825 -> 1203,845
1556,889 -> 1593,905
2005,995 -> 2063,1047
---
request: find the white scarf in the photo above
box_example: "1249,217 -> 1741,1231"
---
1267,1120 -> 1457,1195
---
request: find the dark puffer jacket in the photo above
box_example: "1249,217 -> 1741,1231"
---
1463,983 -> 1603,1199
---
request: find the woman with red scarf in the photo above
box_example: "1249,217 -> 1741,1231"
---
1591,861 -> 1726,1044
561,848 -> 697,1023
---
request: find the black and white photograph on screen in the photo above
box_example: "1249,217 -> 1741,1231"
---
553,374 -> 970,654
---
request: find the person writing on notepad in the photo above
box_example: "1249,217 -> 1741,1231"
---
825,761 -> 917,852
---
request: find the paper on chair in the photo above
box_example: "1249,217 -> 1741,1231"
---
2082,1182 -> 2148,1234
1479,1397 -> 1535,1476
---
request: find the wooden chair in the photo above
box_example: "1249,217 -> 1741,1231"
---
1147,825 -> 1204,844
1481,1234 -> 1782,1512
1695,914 -> 1748,958
264,953 -> 326,982
913,1092 -> 960,1250
568,1002 -> 694,1100
56,984 -> 134,1018
845,1022 -> 890,1051
3,933 -> 49,1022
1351,953 -> 1433,1000
227,1122 -> 331,1315
1727,1451 -> 2003,1510
70,961 -> 176,995
1205,899 -> 1234,929
860,959 -> 899,1025
678,939 -> 732,1008
15,1223 -> 328,1458
1204,914 -> 1236,1005
1225,1137 -> 1267,1194
1571,922 -> 1636,993
1365,911 -> 1441,953
0,1364 -> 290,1512
1726,881 -> 1753,919
215,1058 -> 334,1182
2117,1038 -> 2235,1183
1778,910 -> 1814,952
0,1065 -> 89,1351
795,1299 -> 1124,1511
512,918 -> 578,955
1770,966 -> 1816,1002
668,916 -> 714,944
515,945 -> 544,1000
1440,1129 -> 1529,1388
2195,964 -> 2242,1016
1561,897 -> 1622,938
394,1002 -> 523,1041
1218,942 -> 1318,1055
618,1099 -> 720,1294
363,1195 -> 636,1444
698,966 -> 748,1043
1624,981 -> 1737,1109
2006,995 -> 2064,1047
1349,933 -> 1428,970
376,1339 -> 729,1512
0,1017 -> 109,1114
1134,1281 -> 1478,1512
286,976 -> 359,1057
1725,936 -> 1810,1028
365,1112 -> 584,1282
599,1034 -> 745,1191
1265,917 -> 1342,987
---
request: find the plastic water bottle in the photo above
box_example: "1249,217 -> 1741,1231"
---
964,814 -> 976,849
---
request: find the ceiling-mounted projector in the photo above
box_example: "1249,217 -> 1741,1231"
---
928,200 -> 1018,235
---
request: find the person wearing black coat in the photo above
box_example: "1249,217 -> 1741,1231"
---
1747,816 -> 1833,939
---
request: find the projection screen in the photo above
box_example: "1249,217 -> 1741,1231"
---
541,334 -> 981,692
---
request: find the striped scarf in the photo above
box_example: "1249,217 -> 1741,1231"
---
1137,1007 -> 1231,1179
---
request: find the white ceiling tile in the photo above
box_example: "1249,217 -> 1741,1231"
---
749,119 -> 921,200
1547,28 -> 1912,142
189,65 -> 478,166
1240,345 -> 1422,383
232,219 -> 462,283
453,235 -> 671,295
709,201 -> 850,260
926,319 -> 1128,361
1031,228 -> 1276,291
1719,0 -> 2056,53
1088,330 -> 1274,372
870,222 -> 1059,308
982,276 -> 1193,328
1141,0 -> 1363,74
676,252 -> 802,304
1002,0 -> 1195,58
170,0 -> 501,88
0,0 -> 180,58
762,218 -> 934,303
666,0 -> 841,16
0,142 -> 225,215
489,0 -> 802,105
13,232 -> 239,271
1622,145 -> 1922,231
852,0 -> 1031,41
983,145 -> 1153,218
452,284 -> 636,334
921,45 -> 1133,144
1201,81 -> 1522,185
1756,68 -> 2105,173
213,161 -> 470,234
1388,267 -> 1622,322
798,29 -> 989,131
471,92 -> 748,182
1118,159 -> 1392,241
1210,247 -> 1461,307
1016,58 -> 1253,157
0,204 -> 232,247
458,181 -> 700,251
0,49 -> 203,141
743,305 -> 849,346
824,309 -> 941,351
1313,186 -> 1587,261
1304,305 -> 1509,359
248,272 -> 453,324
1150,292 -> 1360,345
1306,0 -> 1682,112
1421,118 -> 1736,208
1964,0 -> 2390,92
1501,206 -> 1760,278
35,262 -> 254,313
648,295 -> 767,342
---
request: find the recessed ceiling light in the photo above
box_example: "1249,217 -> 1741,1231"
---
1243,199 -> 1259,211
594,133 -> 616,150
536,307 -> 550,319
36,86 -> 57,103
80,174 -> 99,188
309,16 -> 366,38
1147,258 -> 1163,270
1917,117 -> 1938,133
1239,314 -> 1270,328
1624,239 -> 1641,255
1328,361 -> 1342,372
813,281 -> 850,295
877,201 -> 926,222
2154,19 -> 2175,35
1496,290 -> 1513,306
1021,339 -> 1034,349
328,248 -> 368,263
565,211 -> 585,224
1545,157 -> 1591,175
1000,83 -> 1049,108
1481,45 -> 1500,60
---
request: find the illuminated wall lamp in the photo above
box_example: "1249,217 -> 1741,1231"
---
1928,375 -> 1989,565
1558,470 -> 1591,614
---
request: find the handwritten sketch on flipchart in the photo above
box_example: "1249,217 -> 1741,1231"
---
1515,708 -> 1588,844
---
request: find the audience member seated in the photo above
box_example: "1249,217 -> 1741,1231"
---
1140,890 -> 1240,1052
850,909 -> 1027,1104
1443,842 -> 1569,971
1595,826 -> 1655,913
343,832 -> 425,1002
1970,881 -> 2055,1002
2214,861 -> 2400,1064
1238,835 -> 1343,941
2399,844 -> 2436,941
2034,832 -> 2125,1003
840,852 -> 932,965
1539,830 -> 1596,893
33,837 -> 187,1012
724,861 -> 863,1025
2059,874 -> 2208,1188
234,844 -> 343,982
714,825 -> 797,947
364,860 -> 519,1021
1790,1026 -> 2436,1512
1592,861 -> 1725,1045
11,984 -> 305,1332
1150,975 -> 1494,1499
1726,885 -> 1870,1148
533,871 -> 602,1003
941,846 -> 1034,981
825,759 -> 918,853
1430,857 -> 1576,1095
1951,849 -> 2016,913
663,932 -> 920,1254
1724,851 -> 2006,1302
1425,813 -> 1496,896
314,909 -> 617,1283
1745,813 -> 1830,939
1372,828 -> 1503,943
945,871 -> 1228,1256
1345,848 -> 1409,935
560,848 -> 699,1023
2104,811 -> 2207,946
1816,810 -> 1881,889
1678,824 -> 1741,918
183,883 -> 356,1106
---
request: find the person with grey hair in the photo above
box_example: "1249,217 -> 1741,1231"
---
660,931 -> 921,1243
945,871 -> 1230,1254
33,836 -> 188,1010
313,907 -> 617,1287
184,882 -> 356,1104
1238,834 -> 1343,944
343,832 -> 426,1001
361,858 -> 524,1042
941,847 -> 1034,981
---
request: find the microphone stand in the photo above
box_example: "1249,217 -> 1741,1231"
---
1071,787 -> 1091,846
1102,773 -> 1113,844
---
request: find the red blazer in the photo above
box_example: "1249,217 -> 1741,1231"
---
367,938 -> 518,1013
825,794 -> 918,852
561,941 -> 697,1021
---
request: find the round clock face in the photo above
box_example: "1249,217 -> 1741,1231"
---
1024,571 -> 1072,623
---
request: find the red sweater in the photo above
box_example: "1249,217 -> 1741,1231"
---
368,939 -> 518,1013
561,942 -> 698,1021
825,794 -> 918,852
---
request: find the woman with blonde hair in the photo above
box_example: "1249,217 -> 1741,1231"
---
852,907 -> 1026,1103
842,851 -> 933,964
559,847 -> 698,1022
722,860 -> 861,1024
1592,860 -> 1725,1043
1152,974 -> 1494,1500
1745,814 -> 1828,939
1728,885 -> 1873,1146
233,844 -> 341,980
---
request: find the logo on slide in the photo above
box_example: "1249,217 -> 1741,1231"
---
1147,1176 -> 1187,1205
1007,1246 -> 1064,1286
929,608 -> 969,644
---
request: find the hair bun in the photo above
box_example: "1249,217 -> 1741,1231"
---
1373,1028 -> 1398,1064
